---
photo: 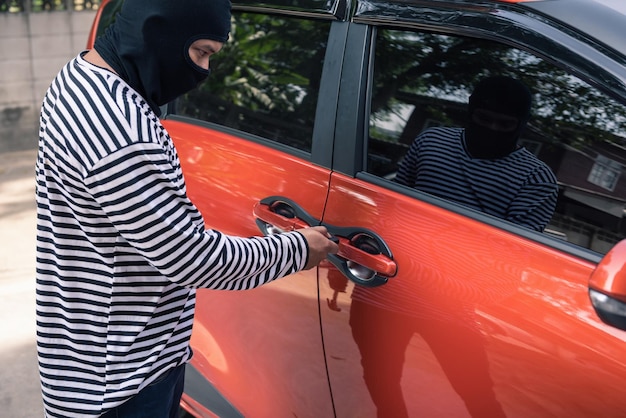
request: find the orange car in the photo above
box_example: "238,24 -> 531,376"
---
89,0 -> 626,416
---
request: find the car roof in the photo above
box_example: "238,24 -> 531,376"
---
525,0 -> 626,57
233,0 -> 626,59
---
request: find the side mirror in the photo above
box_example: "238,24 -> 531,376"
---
589,239 -> 626,331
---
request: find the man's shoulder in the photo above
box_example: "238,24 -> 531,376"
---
515,146 -> 548,165
421,126 -> 463,135
75,52 -> 154,117
513,147 -> 558,182
416,126 -> 462,143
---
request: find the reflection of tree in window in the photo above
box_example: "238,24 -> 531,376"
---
370,30 -> 626,151
176,13 -> 330,153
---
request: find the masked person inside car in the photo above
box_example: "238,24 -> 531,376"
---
34,1 -> 338,417
395,75 -> 558,232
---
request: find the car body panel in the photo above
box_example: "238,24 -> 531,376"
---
163,119 -> 330,236
526,0 -> 626,58
163,119 -> 335,417
320,171 -> 626,417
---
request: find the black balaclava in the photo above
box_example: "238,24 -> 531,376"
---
464,76 -> 532,159
94,0 -> 231,116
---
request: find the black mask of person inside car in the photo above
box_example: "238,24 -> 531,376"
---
94,0 -> 231,116
464,76 -> 532,160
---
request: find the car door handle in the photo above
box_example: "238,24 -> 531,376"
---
253,196 -> 397,287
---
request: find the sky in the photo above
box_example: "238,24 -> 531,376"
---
594,0 -> 626,14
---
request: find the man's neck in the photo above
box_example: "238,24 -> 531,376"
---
83,49 -> 118,75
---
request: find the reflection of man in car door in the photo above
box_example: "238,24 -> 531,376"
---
396,75 -> 558,232
339,76 -> 558,417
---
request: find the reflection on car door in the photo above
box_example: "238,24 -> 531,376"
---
320,170 -> 626,417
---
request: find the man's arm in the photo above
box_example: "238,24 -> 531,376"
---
507,167 -> 559,232
395,135 -> 421,186
85,143 -> 337,289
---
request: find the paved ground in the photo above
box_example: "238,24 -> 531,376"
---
0,143 -> 43,417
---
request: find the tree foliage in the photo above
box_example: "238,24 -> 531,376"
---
180,14 -> 626,151
371,30 -> 626,149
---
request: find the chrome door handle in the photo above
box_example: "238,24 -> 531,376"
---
254,196 -> 397,287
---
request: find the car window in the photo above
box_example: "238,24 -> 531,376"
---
174,11 -> 331,154
93,0 -> 122,38
367,29 -> 626,254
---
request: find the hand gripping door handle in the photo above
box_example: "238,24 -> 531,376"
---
253,196 -> 397,287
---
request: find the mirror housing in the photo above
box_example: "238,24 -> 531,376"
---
589,239 -> 626,331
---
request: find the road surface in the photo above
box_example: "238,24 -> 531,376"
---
0,146 -> 43,417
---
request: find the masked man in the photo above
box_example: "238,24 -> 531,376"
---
35,1 -> 337,417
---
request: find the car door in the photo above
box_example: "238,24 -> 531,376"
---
89,2 -> 342,417
319,1 -> 626,417
169,9 -> 347,418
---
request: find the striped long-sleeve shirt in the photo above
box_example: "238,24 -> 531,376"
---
35,53 -> 308,417
395,127 -> 558,232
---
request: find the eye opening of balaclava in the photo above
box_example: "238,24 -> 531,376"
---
184,34 -> 214,77
94,0 -> 231,116
464,75 -> 532,160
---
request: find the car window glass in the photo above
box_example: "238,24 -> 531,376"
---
94,0 -> 122,37
367,29 -> 626,254
175,12 -> 330,154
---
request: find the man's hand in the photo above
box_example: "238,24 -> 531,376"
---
296,226 -> 339,270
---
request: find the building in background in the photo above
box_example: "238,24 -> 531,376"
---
0,0 -> 100,152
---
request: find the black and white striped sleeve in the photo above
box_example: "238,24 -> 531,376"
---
507,166 -> 559,232
84,143 -> 308,290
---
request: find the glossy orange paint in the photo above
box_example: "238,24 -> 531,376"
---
86,21 -> 98,49
163,119 -> 330,236
590,239 -> 626,302
163,119 -> 335,417
320,171 -> 626,417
